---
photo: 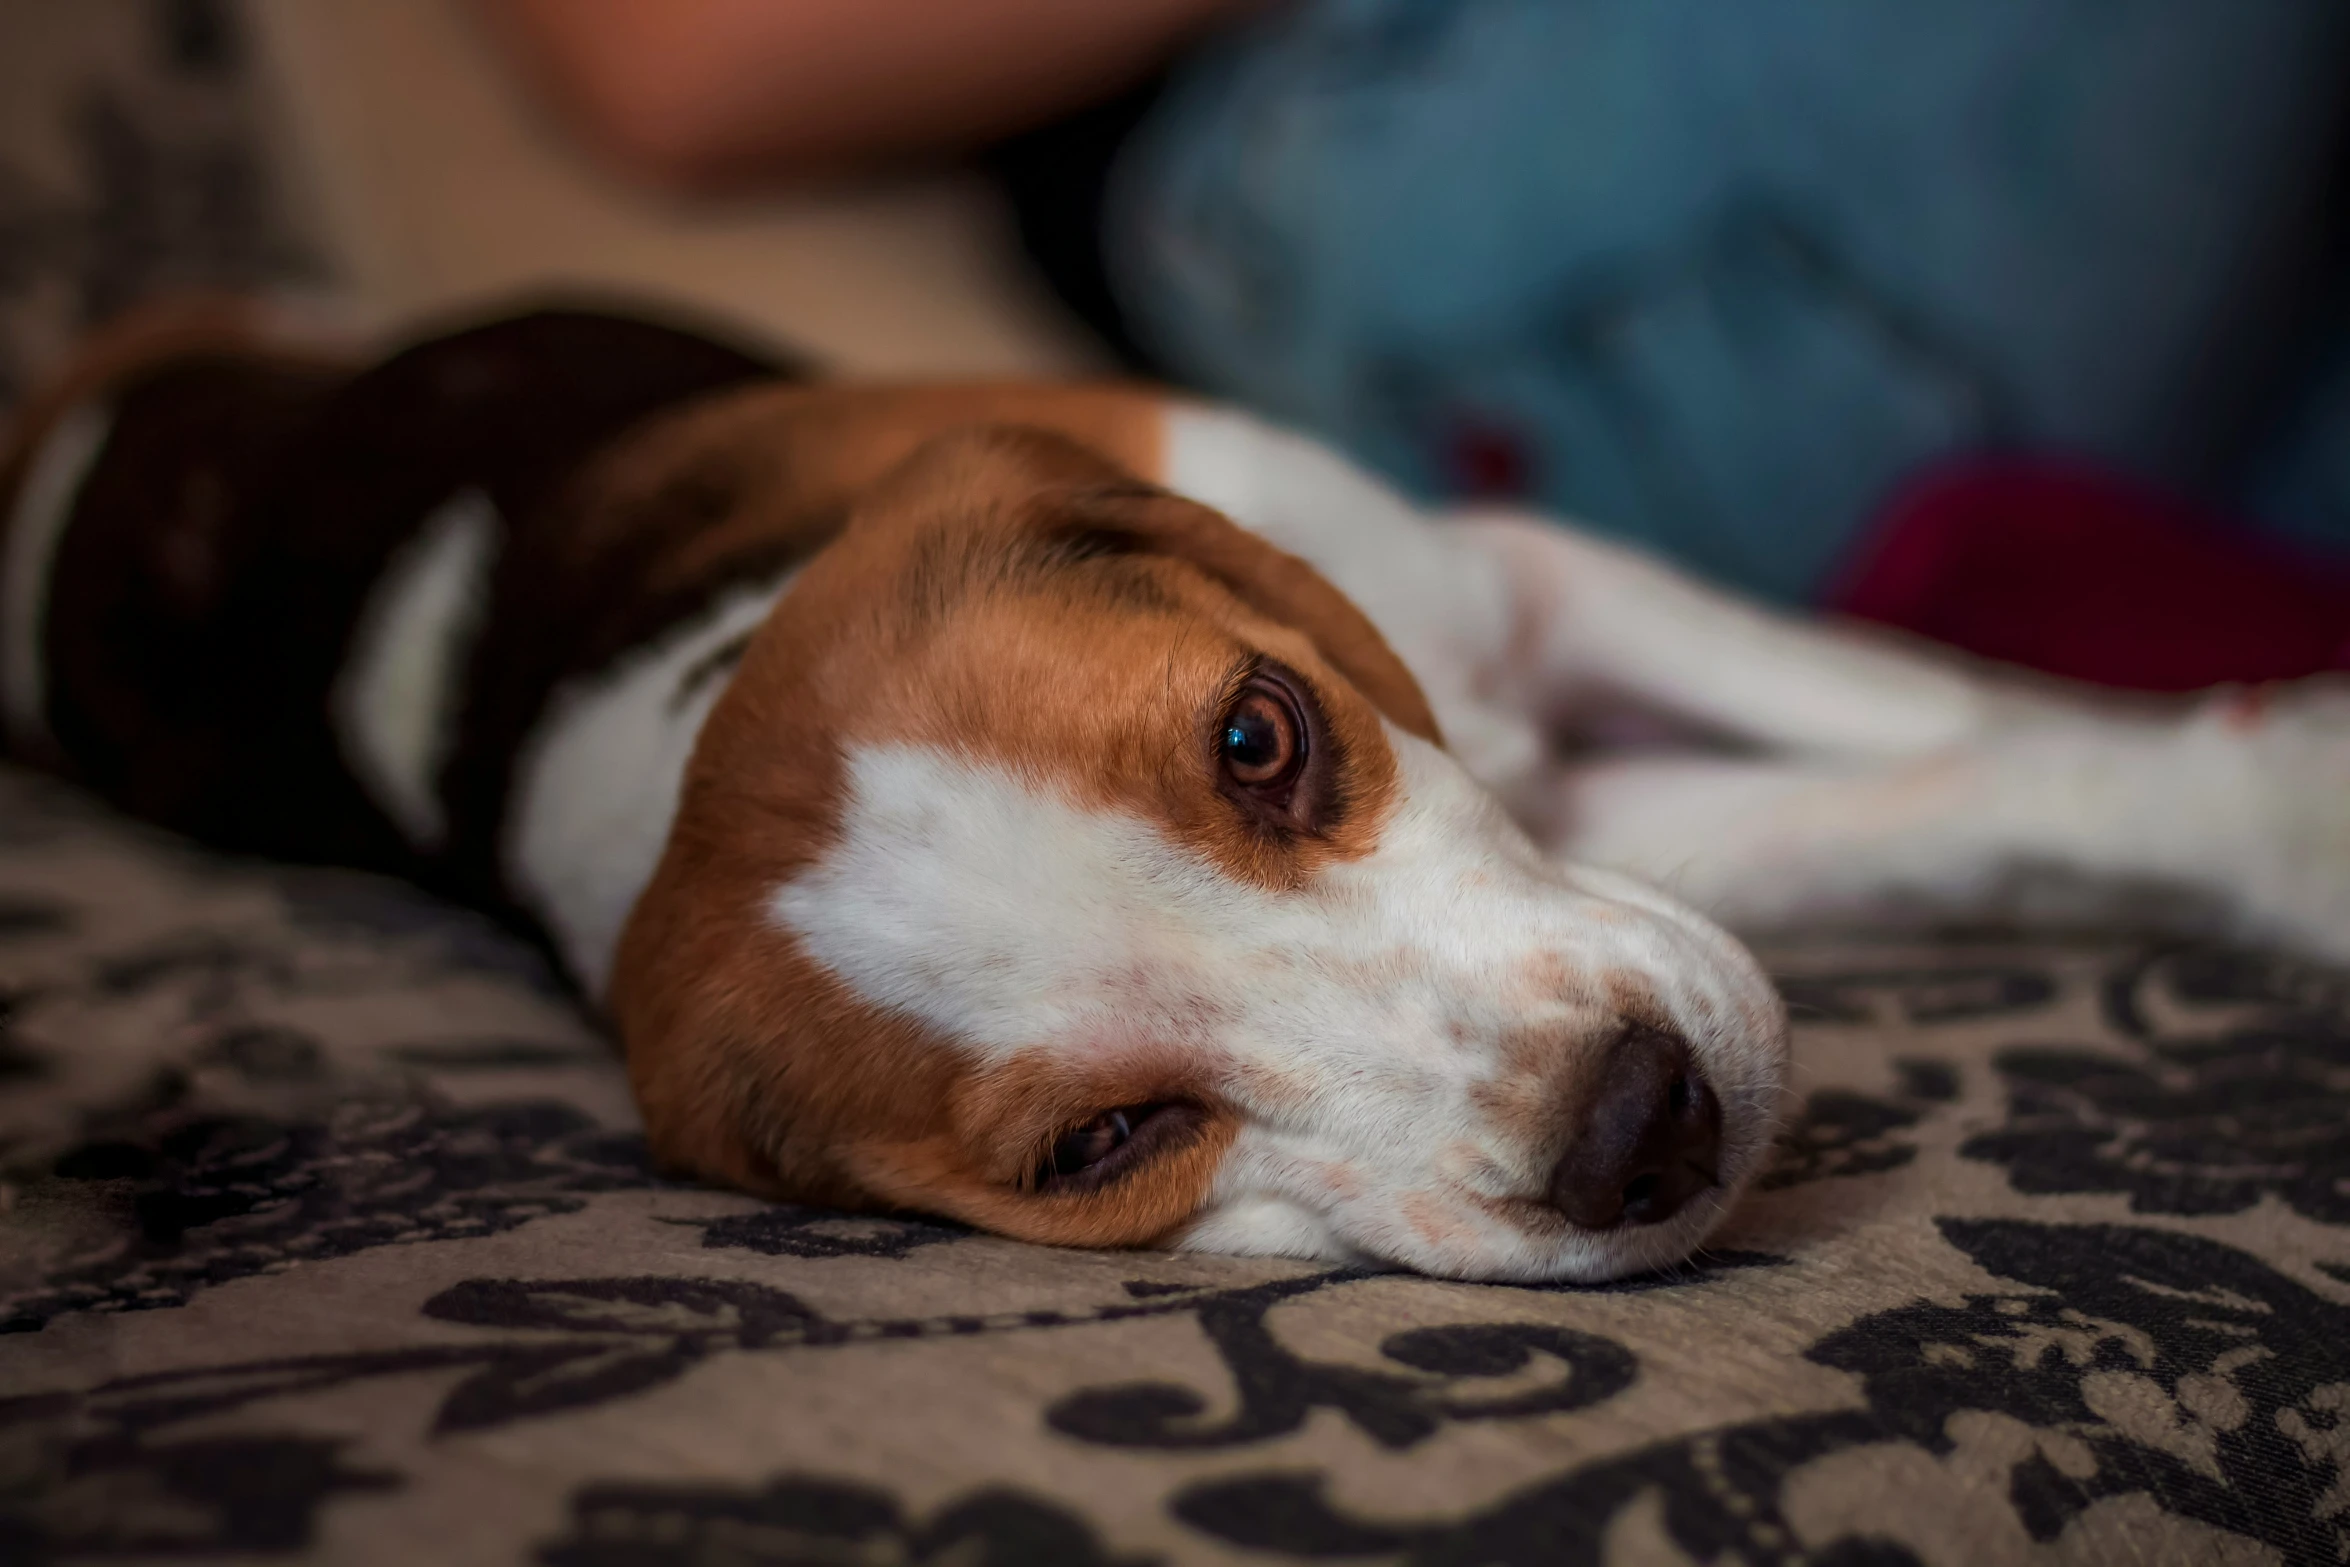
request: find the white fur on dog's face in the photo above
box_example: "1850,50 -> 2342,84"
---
769,726 -> 1787,1283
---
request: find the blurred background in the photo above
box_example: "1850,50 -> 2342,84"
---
5,0 -> 2350,689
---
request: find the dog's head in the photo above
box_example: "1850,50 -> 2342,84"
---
612,426 -> 1788,1281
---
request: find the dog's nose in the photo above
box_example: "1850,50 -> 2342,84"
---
1549,1023 -> 1721,1229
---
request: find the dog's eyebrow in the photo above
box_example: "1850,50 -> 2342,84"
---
1031,526 -> 1142,567
1008,526 -> 1182,614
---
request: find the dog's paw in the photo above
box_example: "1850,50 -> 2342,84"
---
2181,678 -> 2350,963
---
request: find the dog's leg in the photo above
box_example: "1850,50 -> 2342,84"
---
1447,509 -> 2080,760
1542,684 -> 2350,960
1440,514 -> 2350,957
1164,414 -> 2059,766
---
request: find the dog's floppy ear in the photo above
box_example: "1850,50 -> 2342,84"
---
1044,465 -> 1444,748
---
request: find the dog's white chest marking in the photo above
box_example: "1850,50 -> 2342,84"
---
508,576 -> 793,994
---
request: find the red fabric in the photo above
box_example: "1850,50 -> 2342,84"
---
1825,462 -> 2350,692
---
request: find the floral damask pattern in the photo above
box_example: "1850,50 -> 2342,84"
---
1763,1057 -> 1960,1190
3,1097 -> 658,1332
6,925 -> 2348,1564
537,1476 -> 1153,1567
1965,947 -> 2350,1222
1170,1219 -> 2350,1567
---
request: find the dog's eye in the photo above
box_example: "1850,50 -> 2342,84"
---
1043,1108 -> 1137,1180
1035,1102 -> 1189,1190
1220,681 -> 1305,791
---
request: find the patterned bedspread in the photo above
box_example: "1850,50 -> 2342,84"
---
4,761 -> 2347,1566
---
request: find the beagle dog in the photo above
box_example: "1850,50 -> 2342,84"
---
4,304 -> 2345,1282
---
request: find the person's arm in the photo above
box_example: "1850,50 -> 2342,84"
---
477,0 -> 1264,189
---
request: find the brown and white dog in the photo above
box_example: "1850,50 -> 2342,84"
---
5,304 -> 2346,1282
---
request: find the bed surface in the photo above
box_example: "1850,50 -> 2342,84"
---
7,762 -> 2347,1566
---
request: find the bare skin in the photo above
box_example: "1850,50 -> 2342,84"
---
476,0 -> 1268,188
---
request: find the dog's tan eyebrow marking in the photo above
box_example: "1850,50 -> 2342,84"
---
1207,653 -> 1263,714
989,523 -> 1182,615
1026,524 -> 1141,569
